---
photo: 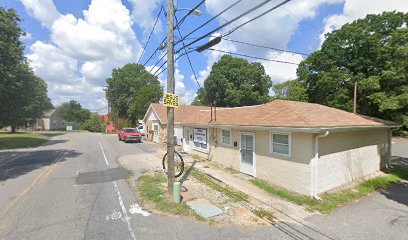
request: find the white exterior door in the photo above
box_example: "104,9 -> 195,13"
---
153,124 -> 159,143
240,133 -> 256,176
183,128 -> 191,152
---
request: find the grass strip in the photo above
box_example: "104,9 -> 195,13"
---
250,165 -> 408,214
0,133 -> 50,150
137,173 -> 202,219
192,169 -> 249,202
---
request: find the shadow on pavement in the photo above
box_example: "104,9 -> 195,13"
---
37,132 -> 66,138
379,182 -> 408,206
0,149 -> 81,181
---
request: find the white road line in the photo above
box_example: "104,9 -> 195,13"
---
113,181 -> 136,240
99,143 -> 110,166
99,141 -> 136,240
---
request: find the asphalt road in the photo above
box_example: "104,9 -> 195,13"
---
0,132 -> 407,240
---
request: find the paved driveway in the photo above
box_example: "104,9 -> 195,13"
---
291,137 -> 408,240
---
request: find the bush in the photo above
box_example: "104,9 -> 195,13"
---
82,115 -> 107,132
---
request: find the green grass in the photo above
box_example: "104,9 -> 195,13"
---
0,132 -> 50,150
192,170 -> 249,202
253,208 -> 275,223
190,154 -> 206,161
250,166 -> 408,214
137,173 -> 201,218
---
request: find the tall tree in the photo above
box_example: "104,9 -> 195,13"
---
57,100 -> 91,124
297,11 -> 408,127
272,80 -> 308,102
192,55 -> 272,107
0,8 -> 51,132
106,63 -> 162,124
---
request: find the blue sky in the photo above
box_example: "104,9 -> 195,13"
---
1,0 -> 407,113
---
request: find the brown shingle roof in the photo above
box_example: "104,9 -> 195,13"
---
148,100 -> 397,128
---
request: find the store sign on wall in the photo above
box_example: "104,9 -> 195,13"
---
193,128 -> 207,145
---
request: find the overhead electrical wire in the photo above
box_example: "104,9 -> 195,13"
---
137,3 -> 164,64
175,0 -> 288,54
222,0 -> 292,37
207,48 -> 300,65
174,0 -> 244,46
142,0 -> 206,67
174,14 -> 201,88
221,37 -> 309,56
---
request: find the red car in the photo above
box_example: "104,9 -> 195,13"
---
118,128 -> 142,143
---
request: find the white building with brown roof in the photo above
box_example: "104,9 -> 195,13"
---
143,100 -> 400,197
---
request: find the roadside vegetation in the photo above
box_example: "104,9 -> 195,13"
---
192,170 -> 248,202
250,165 -> 408,214
0,132 -> 50,150
136,173 -> 203,220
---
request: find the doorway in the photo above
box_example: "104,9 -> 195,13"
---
240,133 -> 256,176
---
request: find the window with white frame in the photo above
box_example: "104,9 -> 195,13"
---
221,129 -> 231,145
270,133 -> 291,156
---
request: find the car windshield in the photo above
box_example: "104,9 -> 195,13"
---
125,128 -> 137,133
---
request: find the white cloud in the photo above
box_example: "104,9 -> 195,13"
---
21,0 -> 61,28
261,51 -> 304,84
200,0 -> 342,90
27,41 -> 79,84
22,0 -> 144,113
129,0 -> 163,35
320,0 -> 408,44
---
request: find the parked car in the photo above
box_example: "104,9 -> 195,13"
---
118,128 -> 142,143
137,125 -> 145,136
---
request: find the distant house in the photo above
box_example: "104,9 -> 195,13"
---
37,109 -> 66,130
143,100 -> 400,197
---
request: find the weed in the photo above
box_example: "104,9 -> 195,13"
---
137,173 -> 203,220
192,170 -> 248,202
250,166 -> 408,214
253,209 -> 275,223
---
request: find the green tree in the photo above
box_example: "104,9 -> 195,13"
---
297,11 -> 408,127
192,55 -> 272,107
106,63 -> 162,125
83,115 -> 107,132
0,8 -> 51,132
272,80 -> 308,102
57,100 -> 91,124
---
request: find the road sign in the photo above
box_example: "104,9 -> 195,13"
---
163,92 -> 179,108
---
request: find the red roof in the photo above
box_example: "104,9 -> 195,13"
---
147,100 -> 397,128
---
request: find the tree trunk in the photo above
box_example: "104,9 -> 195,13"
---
11,126 -> 16,133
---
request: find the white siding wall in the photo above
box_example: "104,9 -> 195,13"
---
317,129 -> 389,193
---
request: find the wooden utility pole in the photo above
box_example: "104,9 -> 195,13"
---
166,0 -> 175,194
353,80 -> 357,114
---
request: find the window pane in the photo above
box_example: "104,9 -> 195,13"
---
273,143 -> 289,155
273,134 -> 288,144
222,136 -> 231,144
222,130 -> 230,138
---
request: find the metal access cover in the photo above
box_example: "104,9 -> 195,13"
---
186,198 -> 223,218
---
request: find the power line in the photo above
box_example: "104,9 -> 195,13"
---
174,14 -> 201,88
174,0 -> 243,46
207,48 -> 300,65
175,0 -> 277,54
142,0 -> 206,67
137,3 -> 164,64
223,0 -> 292,37
222,37 -> 309,56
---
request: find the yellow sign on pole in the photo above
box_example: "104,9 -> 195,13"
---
163,92 -> 179,108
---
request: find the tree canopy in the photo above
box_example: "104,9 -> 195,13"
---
272,80 -> 308,102
0,7 -> 51,132
296,11 -> 408,127
57,100 -> 91,124
106,63 -> 162,125
192,55 -> 272,107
